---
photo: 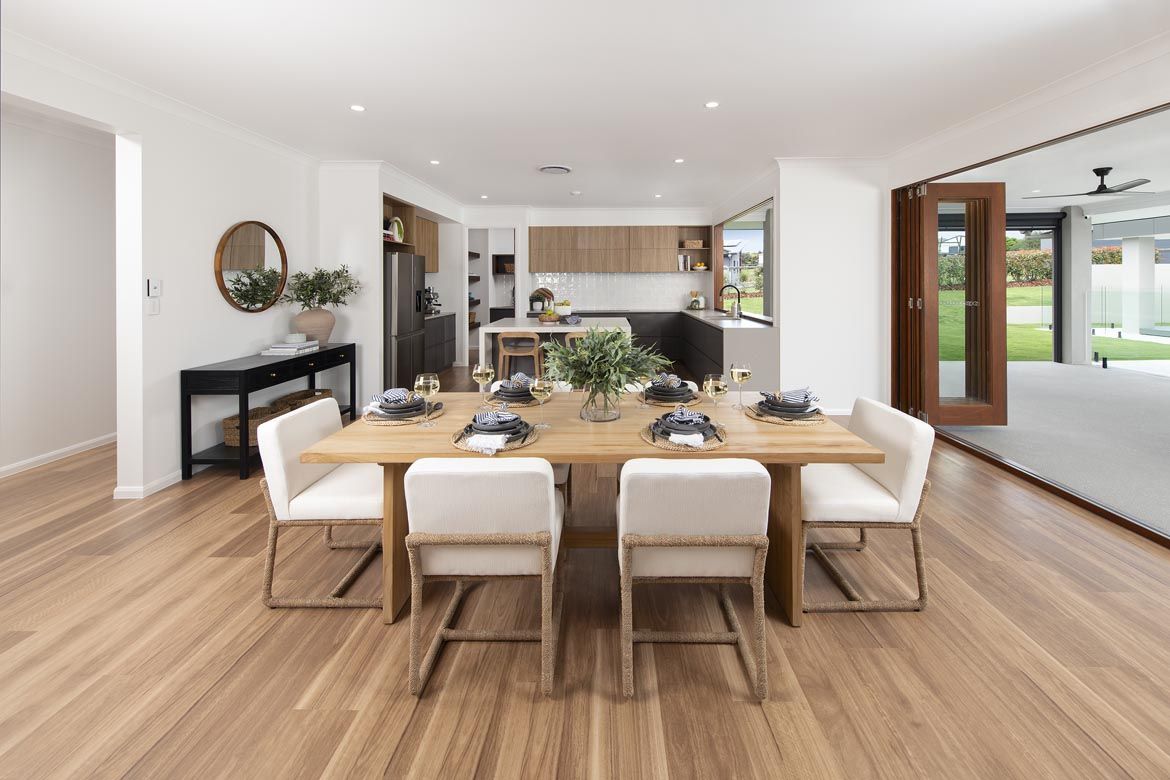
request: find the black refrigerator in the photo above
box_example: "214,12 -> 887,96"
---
383,252 -> 426,390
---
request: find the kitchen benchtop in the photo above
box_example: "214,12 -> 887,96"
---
483,317 -> 631,332
424,312 -> 453,320
680,308 -> 773,329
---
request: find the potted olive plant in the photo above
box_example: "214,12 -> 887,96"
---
279,265 -> 360,344
542,327 -> 669,422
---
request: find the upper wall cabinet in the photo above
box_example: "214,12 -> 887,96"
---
416,216 -> 439,273
530,225 -> 707,273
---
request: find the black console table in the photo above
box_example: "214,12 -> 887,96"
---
180,343 -> 356,480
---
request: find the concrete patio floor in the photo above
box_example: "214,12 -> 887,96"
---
941,361 -> 1170,536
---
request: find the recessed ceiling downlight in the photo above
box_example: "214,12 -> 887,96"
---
570,190 -> 582,196
704,101 -> 719,109
539,164 -> 573,175
349,104 -> 366,112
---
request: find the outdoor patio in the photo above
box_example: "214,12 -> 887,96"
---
941,361 -> 1170,536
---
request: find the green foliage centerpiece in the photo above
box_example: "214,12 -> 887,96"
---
542,327 -> 670,422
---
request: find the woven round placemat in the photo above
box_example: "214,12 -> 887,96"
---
640,392 -> 703,408
745,406 -> 825,427
639,424 -> 727,452
488,394 -> 539,407
451,426 -> 540,453
362,406 -> 446,427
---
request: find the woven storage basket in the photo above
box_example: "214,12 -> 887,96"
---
271,388 -> 333,411
682,239 -> 705,249
223,405 -> 283,447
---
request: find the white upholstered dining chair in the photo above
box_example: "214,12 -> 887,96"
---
256,398 -> 382,608
617,459 -> 771,700
404,458 -> 565,696
800,397 -> 935,613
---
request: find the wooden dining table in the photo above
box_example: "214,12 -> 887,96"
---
301,392 -> 884,627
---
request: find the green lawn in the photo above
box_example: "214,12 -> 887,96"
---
939,289 -> 1170,361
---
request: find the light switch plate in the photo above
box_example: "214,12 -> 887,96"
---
146,298 -> 161,316
147,279 -> 163,298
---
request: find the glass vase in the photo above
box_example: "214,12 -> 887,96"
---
580,390 -> 622,422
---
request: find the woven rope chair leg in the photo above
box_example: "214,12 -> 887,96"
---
539,544 -> 561,697
809,528 -> 868,552
620,546 -> 634,699
410,575 -> 471,696
803,526 -> 927,613
262,518 -> 280,607
323,525 -> 378,550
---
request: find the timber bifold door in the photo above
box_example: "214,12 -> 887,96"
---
893,182 -> 1007,426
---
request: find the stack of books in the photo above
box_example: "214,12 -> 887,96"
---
261,340 -> 319,356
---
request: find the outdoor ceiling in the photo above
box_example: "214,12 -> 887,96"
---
3,0 -> 1169,208
942,108 -> 1170,215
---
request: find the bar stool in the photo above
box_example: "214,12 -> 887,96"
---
498,331 -> 543,380
617,458 -> 771,699
563,332 -> 585,350
404,458 -> 565,696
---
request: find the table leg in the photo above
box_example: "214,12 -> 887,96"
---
382,463 -> 411,623
766,464 -> 803,626
238,391 -> 251,480
348,351 -> 357,421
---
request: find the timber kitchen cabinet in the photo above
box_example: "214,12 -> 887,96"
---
529,224 -> 709,273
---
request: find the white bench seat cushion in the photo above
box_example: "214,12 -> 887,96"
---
801,463 -> 900,524
420,491 -> 563,576
405,458 -> 563,577
286,463 -> 383,521
618,458 -> 770,578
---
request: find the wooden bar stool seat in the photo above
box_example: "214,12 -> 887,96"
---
498,330 -> 543,380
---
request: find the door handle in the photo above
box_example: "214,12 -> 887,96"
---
416,290 -> 423,313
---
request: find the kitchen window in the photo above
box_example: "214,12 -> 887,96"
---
720,199 -> 773,319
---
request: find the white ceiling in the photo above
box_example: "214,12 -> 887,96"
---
3,0 -> 1169,208
942,108 -> 1170,215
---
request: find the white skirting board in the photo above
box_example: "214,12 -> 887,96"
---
112,469 -> 182,500
0,433 -> 116,479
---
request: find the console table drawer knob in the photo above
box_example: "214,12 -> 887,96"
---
308,362 -> 315,367
270,372 -> 277,378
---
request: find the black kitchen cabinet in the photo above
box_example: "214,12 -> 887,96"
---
489,307 -> 513,323
423,314 -> 457,373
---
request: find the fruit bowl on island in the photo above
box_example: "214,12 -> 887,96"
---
538,310 -> 561,325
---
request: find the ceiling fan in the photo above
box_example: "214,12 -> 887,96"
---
1023,166 -> 1153,199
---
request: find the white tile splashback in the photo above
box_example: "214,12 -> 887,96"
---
532,272 -> 713,311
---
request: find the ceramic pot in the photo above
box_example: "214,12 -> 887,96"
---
292,307 -> 335,345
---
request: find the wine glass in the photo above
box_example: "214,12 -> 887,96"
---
730,362 -> 753,410
530,377 -> 554,430
414,372 -> 440,428
703,373 -> 728,408
635,373 -> 651,409
472,363 -> 495,410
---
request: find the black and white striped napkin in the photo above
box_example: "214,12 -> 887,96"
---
372,388 -> 416,406
650,372 -> 683,389
762,387 -> 819,405
500,373 -> 532,390
666,406 -> 706,425
474,405 -> 519,426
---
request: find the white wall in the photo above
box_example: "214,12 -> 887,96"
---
3,33 -> 319,497
435,222 -> 467,362
0,108 -> 116,476
317,163 -> 381,406
775,159 -> 890,413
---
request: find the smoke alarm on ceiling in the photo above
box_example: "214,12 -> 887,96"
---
539,164 -> 573,175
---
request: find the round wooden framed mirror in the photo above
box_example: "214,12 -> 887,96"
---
214,221 -> 288,312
